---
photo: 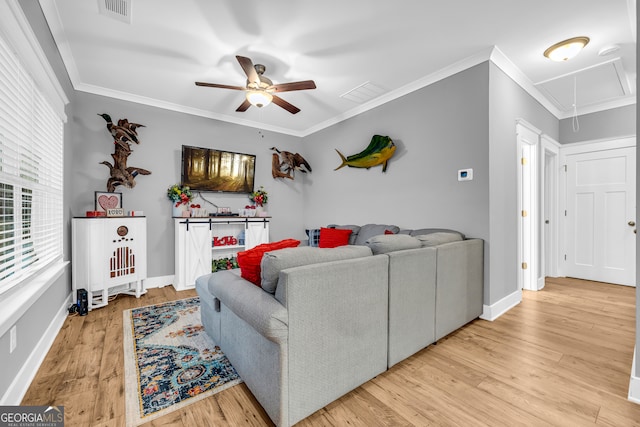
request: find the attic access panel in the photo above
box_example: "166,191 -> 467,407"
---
535,59 -> 630,112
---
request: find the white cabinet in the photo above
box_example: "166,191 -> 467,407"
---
72,217 -> 147,311
174,217 -> 269,291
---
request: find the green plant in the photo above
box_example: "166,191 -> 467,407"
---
167,184 -> 193,207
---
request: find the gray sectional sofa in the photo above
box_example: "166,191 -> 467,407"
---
195,225 -> 484,427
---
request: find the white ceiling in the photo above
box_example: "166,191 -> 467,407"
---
39,0 -> 636,137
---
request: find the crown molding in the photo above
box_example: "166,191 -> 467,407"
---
75,82 -> 306,137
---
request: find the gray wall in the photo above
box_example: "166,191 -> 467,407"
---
302,63 -> 490,238
70,92 -> 305,278
488,62 -> 558,305
559,104 -> 636,144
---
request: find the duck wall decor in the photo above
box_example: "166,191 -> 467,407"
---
335,135 -> 396,173
271,147 -> 312,180
98,114 -> 151,192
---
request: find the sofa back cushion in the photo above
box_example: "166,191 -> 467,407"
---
365,234 -> 422,254
260,245 -> 373,294
410,228 -> 465,240
354,224 -> 400,245
237,239 -> 301,287
415,232 -> 463,247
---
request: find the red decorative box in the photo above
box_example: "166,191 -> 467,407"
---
86,210 -> 106,217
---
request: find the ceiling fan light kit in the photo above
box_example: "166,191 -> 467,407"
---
196,55 -> 316,114
543,36 -> 590,61
246,90 -> 273,108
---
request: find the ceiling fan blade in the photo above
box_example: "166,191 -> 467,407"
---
236,55 -> 260,85
272,95 -> 300,114
236,99 -> 252,112
195,82 -> 245,90
269,80 -> 317,93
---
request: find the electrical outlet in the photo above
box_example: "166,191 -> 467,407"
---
9,325 -> 16,353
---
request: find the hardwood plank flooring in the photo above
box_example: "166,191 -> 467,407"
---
22,277 -> 640,426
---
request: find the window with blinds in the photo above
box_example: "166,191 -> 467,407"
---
0,32 -> 64,295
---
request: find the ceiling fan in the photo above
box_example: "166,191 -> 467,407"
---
195,55 -> 316,114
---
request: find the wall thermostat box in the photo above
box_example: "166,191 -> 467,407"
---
458,168 -> 473,181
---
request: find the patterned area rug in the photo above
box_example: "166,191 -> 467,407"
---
123,297 -> 242,426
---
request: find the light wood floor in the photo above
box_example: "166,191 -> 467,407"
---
23,277 -> 640,426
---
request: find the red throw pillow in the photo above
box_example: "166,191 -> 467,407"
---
319,227 -> 352,248
236,239 -> 300,286
384,229 -> 395,235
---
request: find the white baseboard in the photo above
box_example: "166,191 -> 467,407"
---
480,289 -> 522,321
0,293 -> 72,405
629,347 -> 640,404
144,275 -> 174,289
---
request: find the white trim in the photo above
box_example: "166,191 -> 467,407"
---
491,48 -> 562,118
560,136 -> 636,155
0,261 -> 68,338
541,135 -> 560,279
144,274 -> 174,289
629,347 -> 640,404
304,47 -> 494,136
0,292 -> 71,405
0,0 -> 68,121
516,121 -> 540,291
480,290 -> 522,321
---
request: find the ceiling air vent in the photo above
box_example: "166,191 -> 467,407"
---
340,81 -> 386,104
98,0 -> 132,24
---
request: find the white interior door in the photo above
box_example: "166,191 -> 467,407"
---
565,145 -> 636,286
517,122 -> 539,291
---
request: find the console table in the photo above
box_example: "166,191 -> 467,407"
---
174,217 -> 269,291
72,217 -> 147,311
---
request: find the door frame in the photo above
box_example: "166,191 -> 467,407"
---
516,120 -> 540,291
559,136 -> 636,278
541,135 -> 561,281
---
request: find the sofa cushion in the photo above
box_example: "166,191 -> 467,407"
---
354,224 -> 400,245
319,227 -> 352,248
365,234 -> 422,254
260,245 -> 373,294
237,239 -> 300,286
410,228 -> 465,240
415,232 -> 463,247
327,224 -> 361,245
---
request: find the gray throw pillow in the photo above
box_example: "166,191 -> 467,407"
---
365,234 -> 421,254
354,224 -> 400,245
415,232 -> 463,247
260,245 -> 373,293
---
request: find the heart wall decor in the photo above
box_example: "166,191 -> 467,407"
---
95,191 -> 122,212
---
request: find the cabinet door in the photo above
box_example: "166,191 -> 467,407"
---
181,222 -> 212,288
245,221 -> 269,250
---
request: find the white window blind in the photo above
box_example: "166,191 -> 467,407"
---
0,32 -> 63,295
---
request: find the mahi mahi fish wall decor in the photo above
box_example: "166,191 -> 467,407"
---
335,135 -> 396,172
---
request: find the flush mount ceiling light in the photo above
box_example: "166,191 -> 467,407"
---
543,36 -> 590,61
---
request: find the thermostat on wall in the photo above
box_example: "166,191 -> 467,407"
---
458,168 -> 473,181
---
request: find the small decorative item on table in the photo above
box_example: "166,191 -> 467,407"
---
95,191 -> 122,213
167,184 -> 192,217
